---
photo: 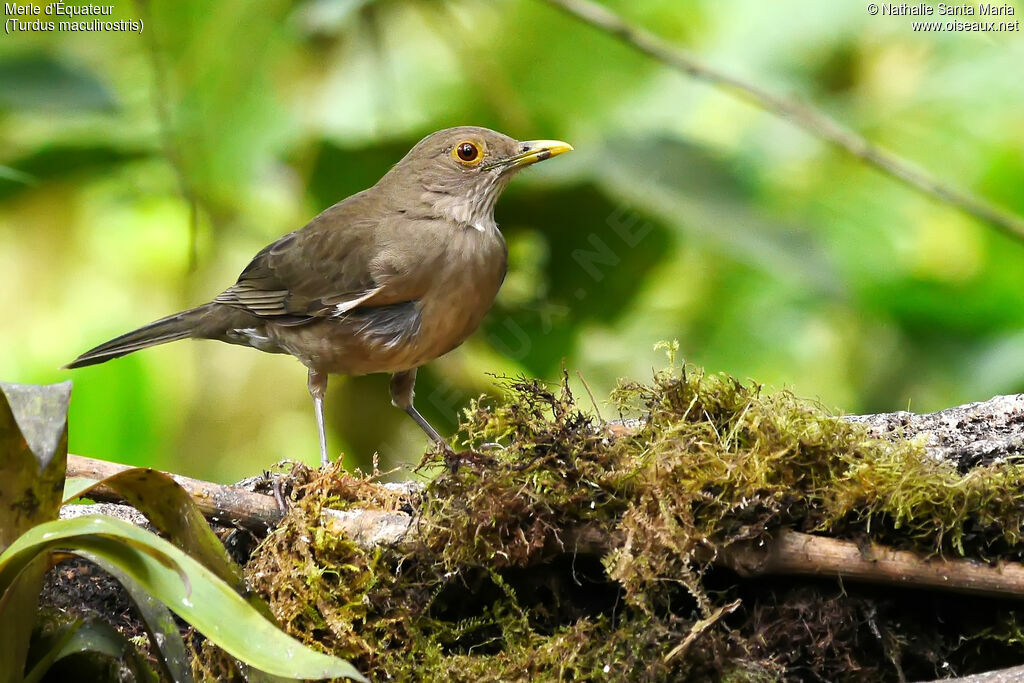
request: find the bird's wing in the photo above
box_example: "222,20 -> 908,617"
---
213,196 -> 419,323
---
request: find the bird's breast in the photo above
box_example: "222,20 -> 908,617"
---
273,226 -> 507,376
415,225 -> 508,356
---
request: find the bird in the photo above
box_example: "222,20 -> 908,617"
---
65,126 -> 573,467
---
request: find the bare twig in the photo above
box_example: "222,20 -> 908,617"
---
721,528 -> 1024,599
66,454 -> 282,530
664,599 -> 741,663
538,0 -> 1024,243
576,370 -> 604,424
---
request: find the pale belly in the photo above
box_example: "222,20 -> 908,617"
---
266,278 -> 502,377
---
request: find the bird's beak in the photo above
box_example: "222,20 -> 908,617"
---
484,139 -> 574,172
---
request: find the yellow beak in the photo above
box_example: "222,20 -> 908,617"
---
487,139 -> 574,171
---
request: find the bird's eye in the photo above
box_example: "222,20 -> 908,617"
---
453,141 -> 481,164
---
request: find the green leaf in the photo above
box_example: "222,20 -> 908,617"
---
0,145 -> 149,202
80,552 -> 193,683
0,55 -> 118,112
0,555 -> 51,683
0,165 -> 35,185
24,618 -> 159,683
23,619 -> 83,683
63,477 -> 99,502
240,664 -> 305,682
0,517 -> 366,681
0,381 -> 71,549
64,469 -> 246,597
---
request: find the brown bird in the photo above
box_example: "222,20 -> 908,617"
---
66,127 -> 573,466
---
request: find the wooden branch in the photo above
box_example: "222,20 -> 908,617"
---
64,392 -> 1024,600
66,453 -> 408,541
66,460 -> 1024,603
847,393 -> 1024,469
719,528 -> 1024,600
66,454 -> 283,530
920,663 -> 1024,683
538,0 -> 1024,244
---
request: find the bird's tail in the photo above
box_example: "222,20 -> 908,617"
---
64,304 -> 214,369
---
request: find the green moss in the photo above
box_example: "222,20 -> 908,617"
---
199,354 -> 1024,681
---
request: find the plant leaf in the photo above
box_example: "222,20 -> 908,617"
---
0,382 -> 71,682
63,477 -> 99,502
24,618 -> 159,683
0,165 -> 35,185
65,468 -> 264,616
0,517 -> 366,681
23,619 -> 83,683
0,382 -> 72,549
0,55 -> 117,112
0,145 -> 148,202
79,551 -> 193,683
0,555 -> 51,683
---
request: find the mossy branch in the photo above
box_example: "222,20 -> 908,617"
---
67,384 -> 1024,602
60,370 -> 1024,679
538,0 -> 1024,243
64,469 -> 1024,600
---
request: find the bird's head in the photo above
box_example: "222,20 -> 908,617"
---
384,126 -> 573,232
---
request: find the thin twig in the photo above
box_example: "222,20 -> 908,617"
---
664,599 -> 741,664
538,0 -> 1024,243
576,370 -> 604,424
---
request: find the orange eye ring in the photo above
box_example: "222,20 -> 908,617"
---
452,141 -> 483,165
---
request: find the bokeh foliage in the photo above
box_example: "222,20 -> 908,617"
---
2,0 -> 1023,481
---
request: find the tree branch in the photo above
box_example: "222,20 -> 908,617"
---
66,454 -> 282,530
537,0 -> 1024,243
721,528 -> 1024,600
65,391 -> 1024,599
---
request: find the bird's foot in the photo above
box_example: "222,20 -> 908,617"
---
443,448 -> 499,473
414,442 -> 497,472
414,442 -> 453,472
271,477 -> 289,514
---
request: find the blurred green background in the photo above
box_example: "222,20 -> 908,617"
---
2,0 -> 1023,482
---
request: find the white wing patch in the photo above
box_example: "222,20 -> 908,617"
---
331,286 -> 384,318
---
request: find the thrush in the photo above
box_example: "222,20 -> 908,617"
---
66,126 -> 573,466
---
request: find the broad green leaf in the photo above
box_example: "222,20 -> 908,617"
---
64,468 -> 246,597
80,552 -> 193,683
0,517 -> 366,681
0,165 -> 34,185
0,381 -> 71,549
24,618 -> 158,683
23,619 -> 82,683
0,145 -> 148,202
0,55 -> 117,112
63,477 -> 99,502
0,555 -> 53,683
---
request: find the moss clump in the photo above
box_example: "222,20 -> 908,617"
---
217,356 -> 1024,681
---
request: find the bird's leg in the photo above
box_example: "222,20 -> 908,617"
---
307,368 -> 332,468
389,369 -> 452,454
